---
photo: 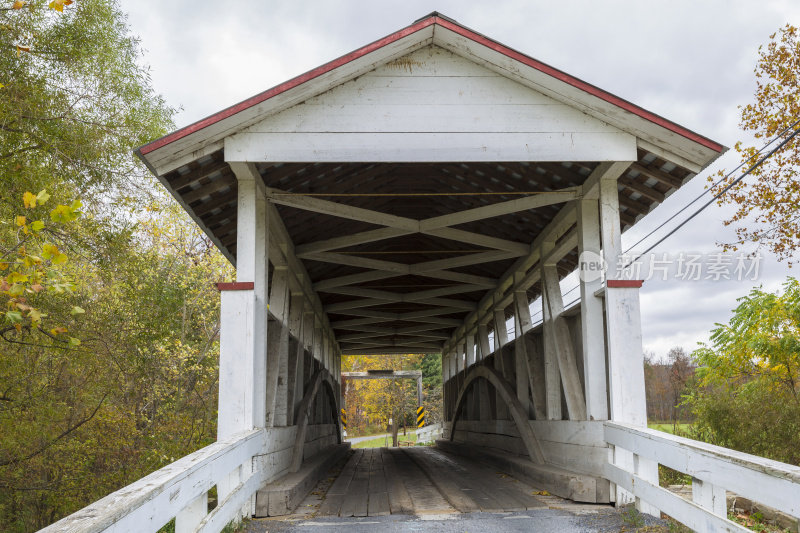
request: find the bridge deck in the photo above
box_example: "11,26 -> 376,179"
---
246,446 -> 666,532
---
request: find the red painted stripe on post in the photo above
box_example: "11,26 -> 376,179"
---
216,282 -> 255,291
607,279 -> 644,288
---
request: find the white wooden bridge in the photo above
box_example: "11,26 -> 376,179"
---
41,13 -> 800,533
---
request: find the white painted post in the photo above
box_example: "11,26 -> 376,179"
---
218,162 -> 269,516
577,196 -> 608,421
633,453 -> 660,517
513,287 -> 532,417
220,163 -> 268,437
692,478 -> 727,518
175,492 -> 208,533
541,264 -> 587,421
493,308 -> 508,349
540,241 -> 562,421
476,327 -> 493,422
491,304 -> 510,420
477,324 -> 491,361
465,334 -> 476,368
266,267 -> 289,427
313,317 -> 322,363
303,311 -> 315,354
286,293 -> 304,425
600,174 -> 658,514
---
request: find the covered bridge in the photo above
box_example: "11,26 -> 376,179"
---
43,12 -> 800,533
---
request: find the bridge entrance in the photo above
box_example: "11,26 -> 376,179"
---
47,13 -> 800,533
135,10 -> 721,526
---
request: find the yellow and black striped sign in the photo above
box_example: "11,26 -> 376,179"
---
340,408 -> 347,430
416,406 -> 426,428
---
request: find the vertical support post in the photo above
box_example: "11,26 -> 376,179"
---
266,267 -> 289,427
476,323 -> 493,421
525,334 -> 547,420
286,293 -> 305,426
600,168 -> 657,513
313,317 -> 322,363
219,163 -> 268,438
465,334 -> 476,368
540,241 -> 562,421
577,196 -> 609,421
303,311 -> 315,357
513,286 -> 532,417
542,263 -> 587,420
477,324 -> 491,361
175,492 -> 208,533
491,304 -> 509,420
219,162 -> 268,515
692,478 -> 727,518
493,308 -> 508,349
449,351 -> 457,421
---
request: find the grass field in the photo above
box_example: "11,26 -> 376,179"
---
352,432 -> 417,449
648,422 -> 692,435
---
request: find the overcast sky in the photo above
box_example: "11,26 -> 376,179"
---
123,1 -> 800,358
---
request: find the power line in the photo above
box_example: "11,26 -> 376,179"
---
624,117 -> 800,255
622,120 -> 800,268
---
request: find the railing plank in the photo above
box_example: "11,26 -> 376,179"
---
604,463 -> 749,533
196,469 -> 263,533
40,429 -> 265,533
604,422 -> 800,518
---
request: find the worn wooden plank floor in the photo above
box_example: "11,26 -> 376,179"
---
308,446 -> 550,517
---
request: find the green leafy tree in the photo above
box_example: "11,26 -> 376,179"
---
414,353 -> 442,424
0,1 -> 237,531
688,278 -> 800,465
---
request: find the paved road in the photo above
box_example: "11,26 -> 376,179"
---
345,431 -> 416,445
344,433 -> 391,445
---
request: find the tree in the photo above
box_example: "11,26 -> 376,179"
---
688,278 -> 800,465
414,353 -> 442,424
0,2 -> 235,531
342,354 -> 423,437
643,348 -> 695,425
712,24 -> 800,262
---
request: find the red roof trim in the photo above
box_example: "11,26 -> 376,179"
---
607,279 -> 644,288
217,282 -> 255,291
139,17 -> 437,155
432,18 -> 723,153
140,14 -> 723,158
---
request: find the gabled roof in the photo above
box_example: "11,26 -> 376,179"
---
134,13 -> 727,353
136,12 -> 723,177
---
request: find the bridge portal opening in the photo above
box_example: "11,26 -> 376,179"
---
132,11 -> 724,525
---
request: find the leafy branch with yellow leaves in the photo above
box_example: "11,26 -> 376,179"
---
1,190 -> 83,345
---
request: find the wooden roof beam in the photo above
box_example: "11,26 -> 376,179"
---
630,162 -> 683,189
167,159 -> 229,192
182,176 -> 236,204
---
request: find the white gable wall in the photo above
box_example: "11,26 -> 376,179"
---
224,46 -> 637,163
432,29 -> 716,171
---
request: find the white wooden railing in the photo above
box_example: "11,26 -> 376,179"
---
40,429 -> 267,533
604,422 -> 800,533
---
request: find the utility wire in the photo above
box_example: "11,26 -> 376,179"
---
546,120 -> 800,316
624,118 -> 800,258
621,122 -> 800,270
